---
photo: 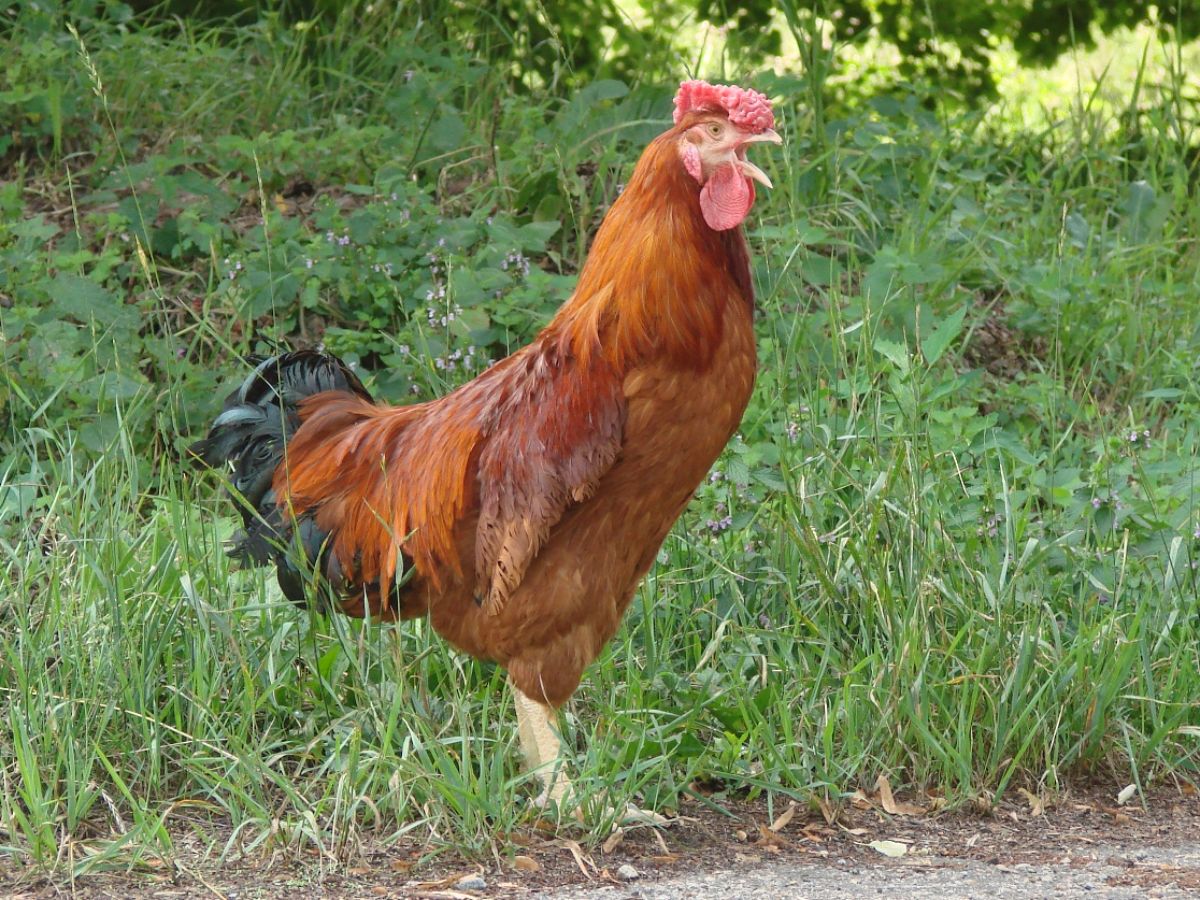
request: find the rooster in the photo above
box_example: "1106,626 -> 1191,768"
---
193,80 -> 780,820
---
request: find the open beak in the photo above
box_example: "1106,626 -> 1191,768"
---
736,128 -> 782,189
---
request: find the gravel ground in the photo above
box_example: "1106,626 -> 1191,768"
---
7,787 -> 1197,898
540,841 -> 1200,899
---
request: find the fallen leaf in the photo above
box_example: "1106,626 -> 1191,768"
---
756,824 -> 789,849
965,832 -> 981,849
837,825 -> 869,836
734,829 -> 748,842
769,801 -> 798,833
602,827 -> 624,855
869,839 -> 909,858
556,839 -> 596,878
414,874 -> 473,889
348,866 -> 373,876
1182,782 -> 1197,797
734,853 -> 762,864
370,888 -> 388,897
876,774 -> 926,816
651,854 -> 681,863
1117,784 -> 1137,806
513,855 -> 540,872
800,823 -> 828,843
1017,788 -> 1044,817
850,789 -> 874,810
389,859 -> 414,873
816,794 -> 837,824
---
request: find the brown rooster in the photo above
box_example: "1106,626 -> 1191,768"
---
193,80 -> 780,820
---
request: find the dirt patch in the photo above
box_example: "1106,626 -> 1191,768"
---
963,288 -> 1048,380
4,782 -> 1197,899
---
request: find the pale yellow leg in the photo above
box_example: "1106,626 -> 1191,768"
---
509,677 -> 573,811
508,677 -> 667,826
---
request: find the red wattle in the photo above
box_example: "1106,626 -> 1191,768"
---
700,163 -> 753,230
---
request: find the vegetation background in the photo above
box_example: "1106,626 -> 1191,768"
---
1,0 -> 1198,883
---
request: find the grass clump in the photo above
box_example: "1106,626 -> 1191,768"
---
2,3 -> 1199,881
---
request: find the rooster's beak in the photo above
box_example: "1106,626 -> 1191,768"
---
744,128 -> 784,146
737,129 -> 782,189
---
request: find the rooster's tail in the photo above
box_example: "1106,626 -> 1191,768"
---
190,350 -> 374,604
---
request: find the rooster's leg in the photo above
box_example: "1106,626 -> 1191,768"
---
509,677 -> 573,811
509,677 -> 668,826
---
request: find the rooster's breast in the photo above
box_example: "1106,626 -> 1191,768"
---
434,300 -> 757,691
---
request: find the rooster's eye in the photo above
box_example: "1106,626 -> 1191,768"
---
706,123 -> 723,138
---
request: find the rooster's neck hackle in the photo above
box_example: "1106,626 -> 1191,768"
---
551,128 -> 753,372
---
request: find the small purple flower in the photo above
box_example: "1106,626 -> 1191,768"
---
1092,497 -> 1102,510
786,421 -> 800,442
706,514 -> 734,535
1130,431 -> 1139,442
503,249 -> 531,277
709,469 -> 723,484
305,258 -> 314,269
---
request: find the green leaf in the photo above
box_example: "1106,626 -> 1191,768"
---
425,110 -> 467,156
517,220 -> 561,252
873,337 -> 911,373
47,274 -> 122,324
921,306 -> 967,365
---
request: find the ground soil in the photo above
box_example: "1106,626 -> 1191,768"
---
4,782 -> 1198,899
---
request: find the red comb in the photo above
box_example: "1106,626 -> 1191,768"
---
673,80 -> 774,132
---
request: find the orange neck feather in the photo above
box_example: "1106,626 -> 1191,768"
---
548,125 -> 754,371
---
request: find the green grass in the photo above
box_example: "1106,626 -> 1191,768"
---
2,4 -> 1199,881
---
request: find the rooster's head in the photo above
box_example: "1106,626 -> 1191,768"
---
673,80 -> 781,231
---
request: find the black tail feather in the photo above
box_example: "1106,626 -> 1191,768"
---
190,350 -> 372,605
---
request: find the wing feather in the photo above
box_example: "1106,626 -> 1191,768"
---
474,344 -> 625,615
